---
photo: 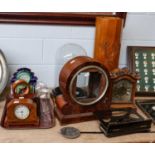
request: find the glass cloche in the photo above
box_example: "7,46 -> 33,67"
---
55,43 -> 87,87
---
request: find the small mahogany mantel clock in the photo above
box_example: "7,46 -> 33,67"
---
4,80 -> 39,128
55,56 -> 111,124
109,68 -> 140,110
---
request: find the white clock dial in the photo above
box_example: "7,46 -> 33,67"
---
14,105 -> 30,120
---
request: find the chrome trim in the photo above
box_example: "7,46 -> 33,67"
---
69,65 -> 109,106
0,49 -> 9,94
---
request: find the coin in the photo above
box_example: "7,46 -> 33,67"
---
152,106 -> 155,111
60,127 -> 80,139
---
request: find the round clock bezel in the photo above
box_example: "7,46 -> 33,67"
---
69,65 -> 109,106
14,105 -> 30,120
0,49 -> 9,94
59,56 -> 111,107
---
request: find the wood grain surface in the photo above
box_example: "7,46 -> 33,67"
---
94,17 -> 123,71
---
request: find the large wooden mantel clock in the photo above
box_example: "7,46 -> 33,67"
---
4,80 -> 39,127
55,56 -> 111,124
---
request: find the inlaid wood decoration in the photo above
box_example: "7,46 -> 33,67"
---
94,17 -> 123,71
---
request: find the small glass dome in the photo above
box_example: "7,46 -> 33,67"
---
55,43 -> 87,87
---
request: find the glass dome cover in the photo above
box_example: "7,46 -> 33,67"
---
55,43 -> 87,87
56,43 -> 87,66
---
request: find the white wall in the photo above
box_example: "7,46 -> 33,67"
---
0,12 -> 155,87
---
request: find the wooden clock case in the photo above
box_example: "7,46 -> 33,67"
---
4,97 -> 39,127
55,56 -> 111,124
109,68 -> 140,110
3,80 -> 39,128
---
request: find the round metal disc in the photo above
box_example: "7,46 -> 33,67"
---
60,127 -> 80,139
152,106 -> 155,111
112,110 -> 128,117
129,113 -> 140,119
0,49 -> 9,94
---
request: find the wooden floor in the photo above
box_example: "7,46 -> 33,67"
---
0,100 -> 155,143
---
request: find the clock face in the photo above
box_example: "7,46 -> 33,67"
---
112,79 -> 132,102
15,83 -> 28,95
16,71 -> 31,83
14,105 -> 30,120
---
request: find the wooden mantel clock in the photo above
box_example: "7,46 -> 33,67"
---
109,68 -> 140,110
55,56 -> 111,124
4,80 -> 39,127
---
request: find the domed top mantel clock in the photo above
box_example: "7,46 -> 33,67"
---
109,68 -> 140,110
55,56 -> 111,124
3,80 -> 39,128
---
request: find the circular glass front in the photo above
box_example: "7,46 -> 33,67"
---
14,105 -> 30,120
15,83 -> 28,95
112,79 -> 132,102
69,65 -> 109,106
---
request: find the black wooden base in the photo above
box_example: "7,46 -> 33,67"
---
98,109 -> 152,137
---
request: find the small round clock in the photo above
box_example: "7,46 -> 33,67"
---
12,79 -> 31,98
14,105 -> 30,120
11,68 -> 38,93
